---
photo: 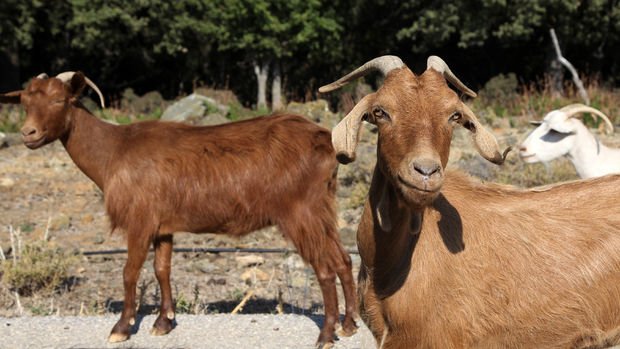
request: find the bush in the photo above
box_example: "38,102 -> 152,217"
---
2,240 -> 77,296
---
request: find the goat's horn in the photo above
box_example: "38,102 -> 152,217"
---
426,56 -> 477,98
319,56 -> 404,93
36,73 -> 49,79
559,103 -> 614,134
55,71 -> 106,109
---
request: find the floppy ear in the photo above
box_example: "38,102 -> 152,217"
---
459,103 -> 511,165
331,94 -> 374,164
0,90 -> 22,104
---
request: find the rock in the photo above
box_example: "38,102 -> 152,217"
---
161,94 -> 230,126
0,177 -> 15,187
193,260 -> 220,274
240,268 -> 270,285
285,99 -> 341,129
235,255 -> 265,268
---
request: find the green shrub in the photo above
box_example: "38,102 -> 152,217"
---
2,241 -> 77,296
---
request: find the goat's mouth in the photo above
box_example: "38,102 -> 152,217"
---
397,175 -> 442,194
23,136 -> 46,149
519,152 -> 537,163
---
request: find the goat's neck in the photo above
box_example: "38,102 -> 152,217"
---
61,107 -> 119,189
358,167 -> 422,297
567,123 -> 612,178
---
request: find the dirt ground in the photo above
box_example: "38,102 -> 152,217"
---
0,136 -> 360,320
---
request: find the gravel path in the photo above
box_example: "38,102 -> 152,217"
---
0,314 -> 376,349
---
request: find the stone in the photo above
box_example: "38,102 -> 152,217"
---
235,255 -> 265,268
240,268 -> 270,284
285,99 -> 341,129
0,177 -> 15,187
161,93 -> 230,126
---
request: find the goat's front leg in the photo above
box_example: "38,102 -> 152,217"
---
108,235 -> 150,343
151,234 -> 175,336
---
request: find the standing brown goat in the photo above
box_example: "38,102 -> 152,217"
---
320,55 -> 620,348
1,72 -> 357,348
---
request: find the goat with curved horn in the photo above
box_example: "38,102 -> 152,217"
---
327,55 -> 620,349
519,103 -> 619,178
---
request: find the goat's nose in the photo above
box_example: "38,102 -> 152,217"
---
411,159 -> 441,177
21,126 -> 37,137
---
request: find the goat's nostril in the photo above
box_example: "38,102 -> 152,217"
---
412,160 -> 441,177
519,146 -> 527,152
21,127 -> 37,137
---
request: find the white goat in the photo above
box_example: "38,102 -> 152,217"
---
519,104 -> 618,178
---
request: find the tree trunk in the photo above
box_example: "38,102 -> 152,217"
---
253,61 -> 269,110
271,61 -> 283,111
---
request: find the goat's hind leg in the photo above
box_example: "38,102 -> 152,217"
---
330,239 -> 358,337
310,259 -> 340,349
108,231 -> 151,343
151,234 -> 175,336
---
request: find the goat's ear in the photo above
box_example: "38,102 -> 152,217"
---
460,103 -> 511,165
0,90 -> 22,104
332,94 -> 374,164
69,71 -> 87,98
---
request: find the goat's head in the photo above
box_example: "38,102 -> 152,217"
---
519,104 -> 614,163
0,72 -> 104,149
320,56 -> 509,208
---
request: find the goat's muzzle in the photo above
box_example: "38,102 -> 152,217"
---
21,125 -> 46,149
395,157 -> 444,207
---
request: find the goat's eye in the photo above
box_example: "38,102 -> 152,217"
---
51,99 -> 65,105
372,107 -> 390,122
449,112 -> 462,123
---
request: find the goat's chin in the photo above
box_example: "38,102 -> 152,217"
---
395,176 -> 442,209
519,153 -> 540,164
23,136 -> 47,149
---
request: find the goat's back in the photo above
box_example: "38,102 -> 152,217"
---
382,171 -> 620,348
104,114 -> 337,236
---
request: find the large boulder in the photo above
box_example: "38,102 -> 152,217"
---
285,99 -> 340,129
161,93 -> 230,126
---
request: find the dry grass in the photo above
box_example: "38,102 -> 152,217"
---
1,226 -> 78,297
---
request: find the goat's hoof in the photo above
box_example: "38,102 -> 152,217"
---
151,315 -> 174,336
150,326 -> 170,336
315,342 -> 334,349
108,332 -> 130,343
336,322 -> 358,337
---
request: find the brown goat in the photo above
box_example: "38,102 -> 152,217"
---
1,72 -> 357,348
320,56 -> 620,348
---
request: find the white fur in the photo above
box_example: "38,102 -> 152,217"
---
519,110 -> 620,178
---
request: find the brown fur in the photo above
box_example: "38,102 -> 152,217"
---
3,73 -> 357,347
330,59 -> 620,348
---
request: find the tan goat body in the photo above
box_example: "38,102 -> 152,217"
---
1,73 -> 357,348
321,56 -> 620,349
